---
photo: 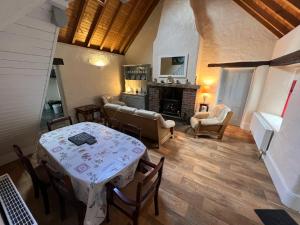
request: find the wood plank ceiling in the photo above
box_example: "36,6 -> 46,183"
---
58,0 -> 160,55
233,0 -> 300,38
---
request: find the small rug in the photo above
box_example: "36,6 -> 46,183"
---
255,209 -> 298,225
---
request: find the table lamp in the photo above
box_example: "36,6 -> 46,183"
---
201,85 -> 210,103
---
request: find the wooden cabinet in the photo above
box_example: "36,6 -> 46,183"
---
121,93 -> 147,109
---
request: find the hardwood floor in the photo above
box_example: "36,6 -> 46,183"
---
1,125 -> 300,225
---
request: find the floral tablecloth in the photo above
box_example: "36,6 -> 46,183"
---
37,122 -> 147,225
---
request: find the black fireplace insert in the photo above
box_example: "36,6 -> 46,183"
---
159,87 -> 183,118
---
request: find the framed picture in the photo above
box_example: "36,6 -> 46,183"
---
200,103 -> 209,112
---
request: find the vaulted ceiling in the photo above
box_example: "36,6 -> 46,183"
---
58,0 -> 160,55
233,0 -> 300,38
59,0 -> 300,55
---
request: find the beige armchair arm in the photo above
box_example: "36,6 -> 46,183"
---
193,112 -> 210,119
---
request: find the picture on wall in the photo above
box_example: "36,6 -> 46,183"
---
159,54 -> 188,78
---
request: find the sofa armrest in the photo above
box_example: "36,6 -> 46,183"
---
162,120 -> 175,129
194,112 -> 209,119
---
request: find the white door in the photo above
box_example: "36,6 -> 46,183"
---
217,68 -> 253,126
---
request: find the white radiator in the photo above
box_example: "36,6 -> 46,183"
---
250,112 -> 274,153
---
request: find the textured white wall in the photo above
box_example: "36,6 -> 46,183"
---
153,0 -> 200,83
55,43 -> 124,119
190,0 -> 277,109
125,1 -> 163,65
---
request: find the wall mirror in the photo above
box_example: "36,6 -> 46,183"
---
159,54 -> 188,77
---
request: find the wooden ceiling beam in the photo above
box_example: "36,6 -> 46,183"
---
208,50 -> 300,68
121,0 -> 160,54
85,1 -> 107,47
71,0 -> 89,44
270,50 -> 300,66
233,0 -> 284,37
253,0 -> 294,31
208,61 -> 270,68
110,0 -> 140,53
99,1 -> 122,50
275,0 -> 300,20
260,0 -> 299,27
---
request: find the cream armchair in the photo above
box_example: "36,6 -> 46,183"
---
190,104 -> 233,140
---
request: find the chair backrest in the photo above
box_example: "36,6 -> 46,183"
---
136,157 -> 165,204
47,116 -> 73,131
42,161 -> 77,201
107,117 -> 121,130
121,123 -> 142,140
13,145 -> 38,181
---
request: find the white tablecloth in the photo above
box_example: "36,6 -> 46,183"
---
37,122 -> 147,225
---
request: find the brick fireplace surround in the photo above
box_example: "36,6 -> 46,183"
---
148,82 -> 200,120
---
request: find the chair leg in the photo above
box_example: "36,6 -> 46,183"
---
133,216 -> 139,225
33,182 -> 39,199
58,195 -> 66,221
106,203 -> 110,223
77,203 -> 86,225
40,186 -> 50,214
154,191 -> 159,216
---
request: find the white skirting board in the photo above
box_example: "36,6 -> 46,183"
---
263,153 -> 300,212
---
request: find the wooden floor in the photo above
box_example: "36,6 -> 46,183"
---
1,125 -> 300,225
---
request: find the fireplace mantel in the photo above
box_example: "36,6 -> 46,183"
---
148,82 -> 200,90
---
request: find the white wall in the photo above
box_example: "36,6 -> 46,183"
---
55,43 -> 124,119
190,0 -> 277,109
153,0 -> 200,83
259,26 -> 300,115
261,25 -> 300,211
125,1 -> 163,65
0,1 -> 59,165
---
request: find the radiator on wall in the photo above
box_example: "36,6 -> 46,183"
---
250,112 -> 274,155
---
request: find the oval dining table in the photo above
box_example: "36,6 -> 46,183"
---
37,122 -> 148,225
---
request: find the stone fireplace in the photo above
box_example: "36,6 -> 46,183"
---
148,82 -> 200,120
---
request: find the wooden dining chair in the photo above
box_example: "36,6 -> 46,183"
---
42,161 -> 86,225
121,123 -> 142,141
107,117 -> 121,130
12,145 -> 50,214
106,157 -> 165,225
47,116 -> 73,131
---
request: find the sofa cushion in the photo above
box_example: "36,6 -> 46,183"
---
119,106 -> 136,114
135,109 -> 157,119
104,103 -> 121,110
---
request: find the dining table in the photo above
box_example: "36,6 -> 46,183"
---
37,122 -> 148,225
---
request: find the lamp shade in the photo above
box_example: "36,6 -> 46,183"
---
201,85 -> 210,94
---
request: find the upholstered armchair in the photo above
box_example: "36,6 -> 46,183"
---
190,104 -> 233,140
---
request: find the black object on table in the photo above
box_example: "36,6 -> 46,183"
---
68,132 -> 97,146
255,209 -> 298,225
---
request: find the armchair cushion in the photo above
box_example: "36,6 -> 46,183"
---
200,118 -> 222,126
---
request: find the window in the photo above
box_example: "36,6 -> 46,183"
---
281,80 -> 297,117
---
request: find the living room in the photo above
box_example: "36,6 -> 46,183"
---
0,0 -> 300,225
